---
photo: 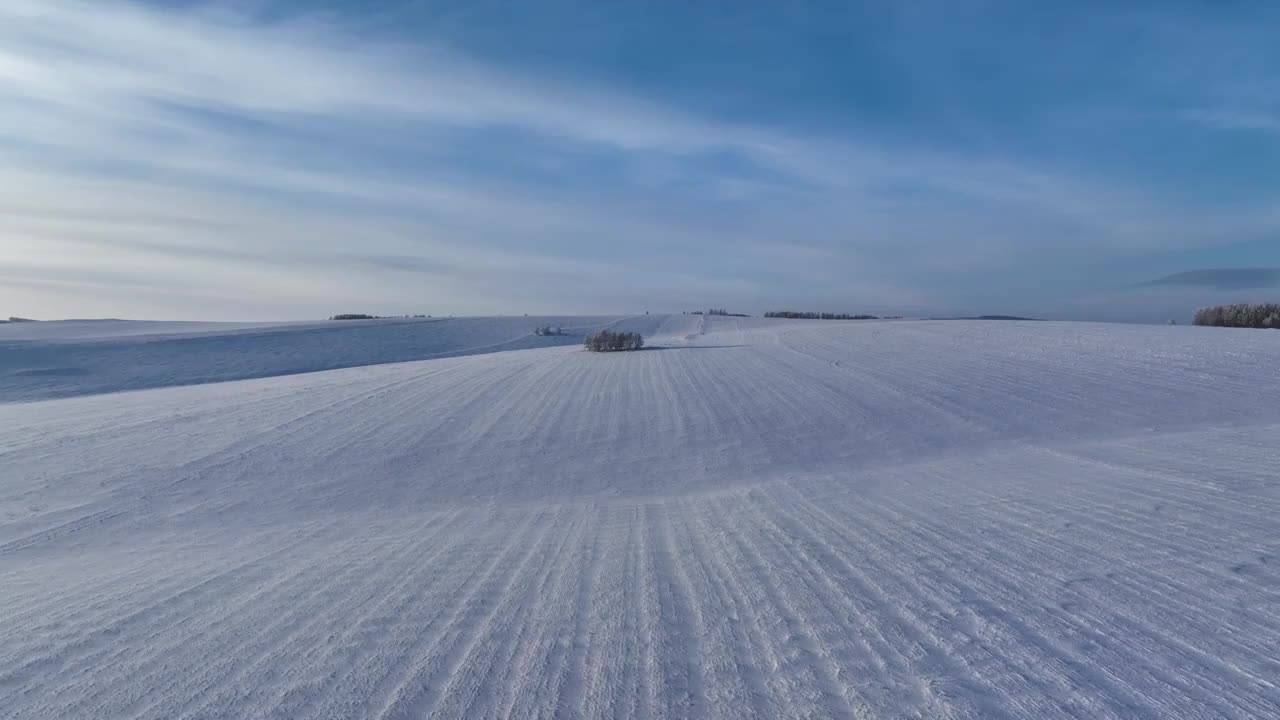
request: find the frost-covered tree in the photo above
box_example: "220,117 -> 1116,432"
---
1194,303 -> 1280,329
584,329 -> 645,352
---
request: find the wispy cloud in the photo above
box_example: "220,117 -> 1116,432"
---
1,0 -> 1277,321
1185,109 -> 1280,137
1144,269 -> 1280,290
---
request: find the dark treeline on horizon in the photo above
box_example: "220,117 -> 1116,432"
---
765,311 -> 879,320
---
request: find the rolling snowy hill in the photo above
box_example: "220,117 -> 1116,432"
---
2,316 -> 1278,718
0,315 -> 668,403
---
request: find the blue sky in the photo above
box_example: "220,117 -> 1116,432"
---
2,1 -> 1278,321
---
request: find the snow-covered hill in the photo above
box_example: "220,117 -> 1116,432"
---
0,315 -> 670,402
2,317 -> 1278,718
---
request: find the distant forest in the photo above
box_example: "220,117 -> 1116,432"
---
1193,304 -> 1280,329
330,314 -> 429,320
765,311 -> 878,320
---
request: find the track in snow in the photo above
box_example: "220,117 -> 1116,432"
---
1,316 -> 1278,719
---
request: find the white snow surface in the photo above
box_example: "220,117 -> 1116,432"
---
2,316 -> 1278,719
0,315 -> 650,402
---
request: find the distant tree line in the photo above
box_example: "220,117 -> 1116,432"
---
688,309 -> 749,317
1193,303 -> 1280,329
330,314 -> 429,320
765,311 -> 879,320
584,330 -> 645,352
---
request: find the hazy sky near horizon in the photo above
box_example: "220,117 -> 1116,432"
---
2,1 -> 1279,322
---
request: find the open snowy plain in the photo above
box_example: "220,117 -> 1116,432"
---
2,315 -> 1278,719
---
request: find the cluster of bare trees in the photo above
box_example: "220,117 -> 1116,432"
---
1193,304 -> 1280,329
584,330 -> 644,352
765,311 -> 878,320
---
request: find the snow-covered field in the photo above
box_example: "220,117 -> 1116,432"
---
0,315 -> 654,402
2,316 -> 1278,719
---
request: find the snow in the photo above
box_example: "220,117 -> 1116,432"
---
2,316 -> 1278,719
0,319 -> 306,341
0,315 -> 664,403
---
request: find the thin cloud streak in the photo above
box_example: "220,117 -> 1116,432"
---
1144,269 -> 1280,290
1186,109 -> 1280,136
